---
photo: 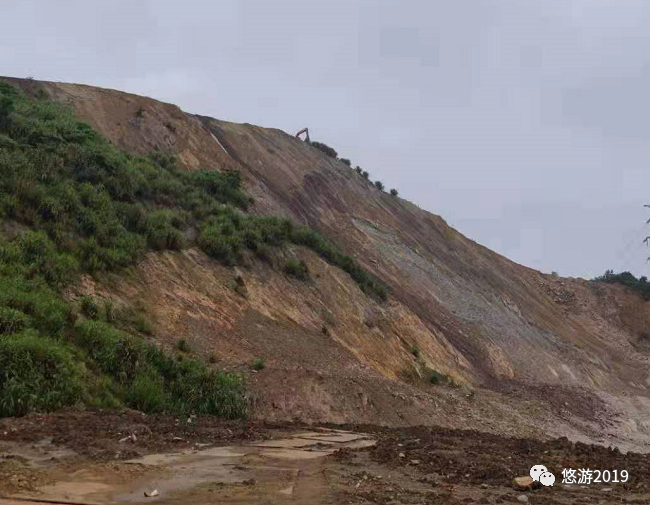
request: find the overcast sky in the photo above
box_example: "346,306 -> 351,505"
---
2,0 -> 650,279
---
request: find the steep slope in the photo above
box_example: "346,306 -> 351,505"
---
5,77 -> 650,451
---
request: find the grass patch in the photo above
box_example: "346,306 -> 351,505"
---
135,315 -> 154,335
284,259 -> 309,280
74,320 -> 247,418
0,307 -> 31,334
0,332 -> 84,416
79,296 -> 99,320
251,358 -> 265,371
427,368 -> 456,387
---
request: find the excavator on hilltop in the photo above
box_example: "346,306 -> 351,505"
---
295,127 -> 310,143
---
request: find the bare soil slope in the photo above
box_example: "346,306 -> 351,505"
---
5,77 -> 650,451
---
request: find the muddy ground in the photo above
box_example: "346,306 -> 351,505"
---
1,411 -> 649,504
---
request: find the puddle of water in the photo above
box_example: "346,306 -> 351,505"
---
7,431 -> 376,504
345,439 -> 377,449
252,439 -> 330,449
125,446 -> 247,467
258,448 -> 335,460
297,433 -> 367,443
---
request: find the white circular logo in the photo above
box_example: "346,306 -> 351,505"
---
530,464 -> 548,482
539,471 -> 555,487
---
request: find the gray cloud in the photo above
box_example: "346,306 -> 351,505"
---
1,0 -> 649,279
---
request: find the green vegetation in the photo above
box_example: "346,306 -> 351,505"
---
251,358 -> 265,371
593,270 -> 650,300
284,258 -> 309,280
310,141 -> 338,158
374,181 -> 385,191
75,320 -> 246,417
390,188 -> 398,197
427,368 -> 456,387
0,79 -> 388,418
79,296 -> 99,320
339,158 -> 351,166
0,332 -> 84,416
355,166 -> 362,175
410,346 -> 420,358
176,339 -> 190,352
0,307 -> 31,334
196,212 -> 387,298
103,300 -> 114,323
362,171 -> 370,179
134,315 -> 154,335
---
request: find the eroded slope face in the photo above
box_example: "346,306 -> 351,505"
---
8,77 -> 650,449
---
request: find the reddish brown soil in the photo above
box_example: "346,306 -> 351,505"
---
335,425 -> 650,504
369,425 -> 649,488
2,413 -> 649,504
0,410 -> 292,460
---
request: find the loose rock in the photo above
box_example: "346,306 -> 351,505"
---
512,476 -> 538,490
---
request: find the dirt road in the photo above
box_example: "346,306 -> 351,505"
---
1,411 -> 649,504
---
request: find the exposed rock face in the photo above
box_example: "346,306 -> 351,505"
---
7,77 -> 650,450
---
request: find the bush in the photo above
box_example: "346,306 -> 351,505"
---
135,315 -> 154,335
0,275 -> 69,338
192,170 -> 250,210
593,270 -> 650,300
411,346 -> 420,358
355,166 -> 362,174
75,320 -> 142,382
428,368 -> 455,386
198,224 -> 241,266
251,358 -> 265,371
284,259 -> 309,280
74,320 -> 247,416
362,171 -> 369,179
9,231 -> 78,288
127,371 -> 168,413
0,307 -> 31,334
340,158 -> 351,166
310,141 -> 338,158
429,370 -> 444,385
177,339 -> 190,352
0,332 -> 84,416
374,181 -> 385,191
171,364 -> 247,418
142,211 -> 186,251
103,300 -> 114,323
390,188 -> 398,196
79,296 -> 99,319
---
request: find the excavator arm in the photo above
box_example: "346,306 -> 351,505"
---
295,128 -> 310,143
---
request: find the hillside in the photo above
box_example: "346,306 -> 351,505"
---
2,76 -> 650,453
